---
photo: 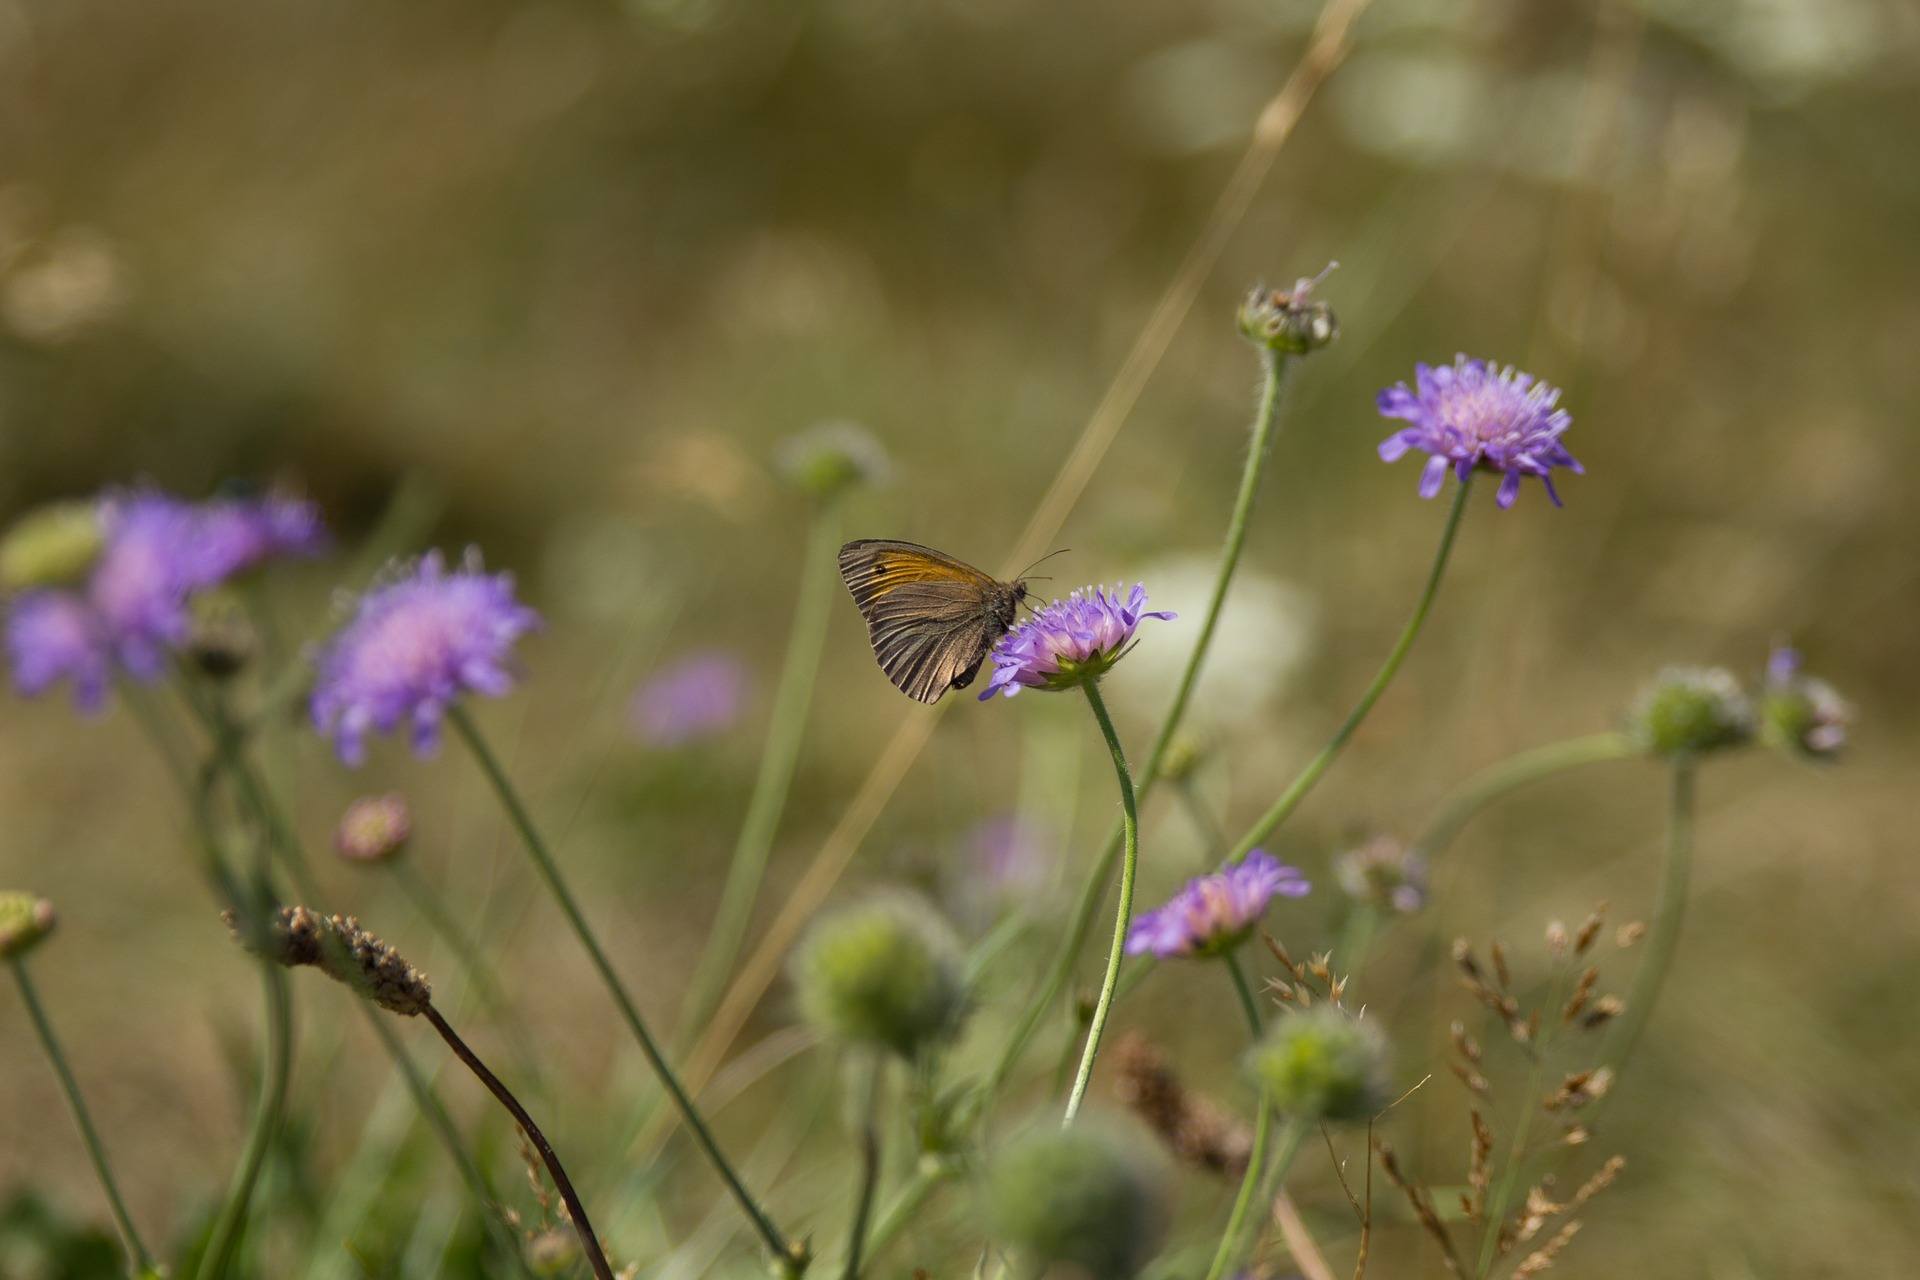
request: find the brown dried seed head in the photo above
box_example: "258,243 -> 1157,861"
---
1490,941 -> 1512,990
1561,967 -> 1600,1023
1264,931 -> 1296,973
1452,937 -> 1480,979
1545,920 -> 1569,958
228,905 -> 433,1016
1113,1033 -> 1254,1178
1449,1062 -> 1491,1096
1451,1021 -> 1483,1064
1517,1185 -> 1565,1243
1581,995 -> 1626,1029
1616,922 -> 1647,948
1562,1126 -> 1591,1146
1574,904 -> 1607,955
1513,1219 -> 1582,1277
1570,1155 -> 1625,1208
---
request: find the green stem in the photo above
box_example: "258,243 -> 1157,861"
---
1061,681 -> 1140,1126
680,500 -> 840,1044
196,963 -> 294,1280
447,704 -> 802,1272
1225,950 -> 1264,1037
840,1054 -> 884,1280
1603,759 -> 1696,1083
1207,1114 -> 1304,1280
1475,956 -> 1575,1278
1416,731 -> 1639,860
855,1161 -> 951,1276
1225,474 -> 1474,862
9,960 -> 157,1277
988,352 -> 1295,1102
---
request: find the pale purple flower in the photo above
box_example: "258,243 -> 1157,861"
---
1334,835 -> 1427,915
1124,850 -> 1309,960
971,816 -> 1049,896
5,591 -> 112,711
335,792 -> 414,862
310,550 -> 541,765
978,584 -> 1174,700
195,493 -> 328,582
87,492 -> 204,678
1376,357 -> 1580,509
629,651 -> 749,747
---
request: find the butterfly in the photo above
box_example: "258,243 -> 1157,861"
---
838,539 -> 1030,704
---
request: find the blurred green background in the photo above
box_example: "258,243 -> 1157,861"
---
3,0 -> 1917,1275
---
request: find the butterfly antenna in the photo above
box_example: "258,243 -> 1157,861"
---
1016,547 -> 1071,581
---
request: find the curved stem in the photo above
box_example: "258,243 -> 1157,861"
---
681,501 -> 841,1044
1416,731 -> 1639,860
1062,681 -> 1140,1126
1604,759 -> 1696,1083
1225,474 -> 1473,862
424,1005 -> 616,1280
9,960 -> 157,1277
447,705 -> 802,1272
196,963 -> 294,1280
989,351 -> 1294,1103
361,1010 -> 536,1278
840,1054 -> 885,1280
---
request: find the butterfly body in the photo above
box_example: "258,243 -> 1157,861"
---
838,539 -> 1027,703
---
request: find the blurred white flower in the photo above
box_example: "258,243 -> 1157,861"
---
1108,554 -> 1317,731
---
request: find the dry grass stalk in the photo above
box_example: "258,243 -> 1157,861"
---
1573,903 -> 1608,956
1374,1140 -> 1462,1275
1466,1109 -> 1494,1221
227,904 -> 432,1016
1512,1220 -> 1582,1276
1544,1067 -> 1614,1113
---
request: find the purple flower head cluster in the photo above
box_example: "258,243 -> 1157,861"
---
310,550 -> 541,765
1376,357 -> 1580,509
979,584 -> 1174,700
629,651 -> 749,748
1125,850 -> 1310,960
5,487 -> 327,709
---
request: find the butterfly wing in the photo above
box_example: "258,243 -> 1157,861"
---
839,540 -> 1007,703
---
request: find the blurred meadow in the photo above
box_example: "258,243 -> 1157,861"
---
3,0 -> 1919,1276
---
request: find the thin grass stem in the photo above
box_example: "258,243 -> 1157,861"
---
195,962 -> 294,1280
840,1053 -> 885,1280
9,959 -> 157,1278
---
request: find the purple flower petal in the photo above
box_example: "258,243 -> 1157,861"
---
1124,849 -> 1310,960
1374,355 -> 1580,509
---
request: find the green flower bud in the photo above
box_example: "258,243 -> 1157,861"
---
0,892 -> 57,960
1248,1006 -> 1389,1125
0,502 -> 103,591
1628,666 -> 1755,758
335,793 -> 413,864
983,1121 -> 1166,1280
1237,266 -> 1339,355
526,1229 -> 579,1277
775,421 -> 892,501
187,589 -> 257,680
791,894 -> 964,1058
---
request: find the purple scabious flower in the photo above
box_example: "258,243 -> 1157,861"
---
1124,850 -> 1309,960
629,651 -> 749,748
310,550 -> 542,765
1376,356 -> 1580,509
978,584 -> 1174,700
86,492 -> 205,678
1761,645 -> 1851,760
5,591 -> 113,711
195,494 -> 328,582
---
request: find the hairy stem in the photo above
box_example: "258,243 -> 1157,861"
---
448,705 -> 802,1271
1226,949 -> 1264,1036
855,1161 -> 952,1276
10,960 -> 157,1278
1062,680 -> 1140,1126
680,500 -> 841,1044
425,1005 -> 616,1280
